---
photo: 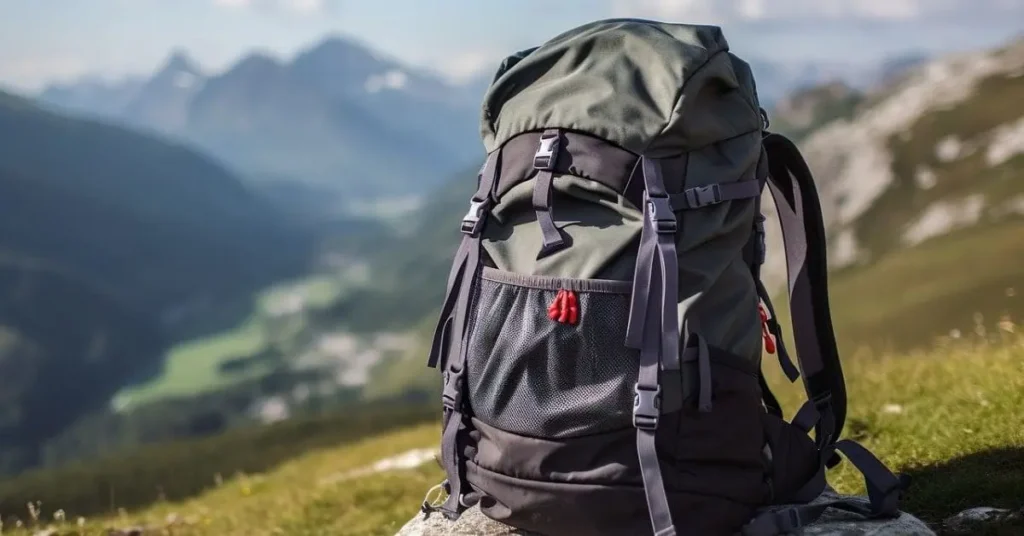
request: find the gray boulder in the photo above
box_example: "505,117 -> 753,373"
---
395,489 -> 935,535
942,506 -> 1024,534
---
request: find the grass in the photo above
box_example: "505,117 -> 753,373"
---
113,274 -> 349,410
0,404 -> 437,524
824,218 -> 1024,355
3,336 -> 1021,535
113,318 -> 268,410
257,276 -> 345,313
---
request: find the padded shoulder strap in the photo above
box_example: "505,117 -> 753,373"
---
762,132 -> 847,449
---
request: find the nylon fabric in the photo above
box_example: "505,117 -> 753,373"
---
483,176 -> 644,280
481,20 -> 761,155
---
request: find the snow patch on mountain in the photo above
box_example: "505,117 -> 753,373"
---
903,194 -> 986,246
365,70 -> 409,93
986,114 -> 1024,167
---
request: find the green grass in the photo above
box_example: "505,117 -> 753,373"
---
258,275 -> 345,313
113,319 -> 268,410
113,274 -> 350,410
824,218 -> 1024,355
0,404 -> 437,524
4,337 -> 1021,535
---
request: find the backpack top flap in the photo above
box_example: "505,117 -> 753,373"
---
480,19 -> 762,156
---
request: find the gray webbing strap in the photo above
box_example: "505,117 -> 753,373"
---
759,372 -> 783,418
741,499 -> 879,536
834,439 -> 906,517
742,439 -> 906,535
532,129 -> 567,257
629,156 -> 679,536
426,240 -> 469,369
627,158 -> 681,372
669,179 -> 762,210
437,149 -> 500,519
791,400 -> 820,435
427,156 -> 496,369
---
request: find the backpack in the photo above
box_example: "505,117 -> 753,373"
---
422,19 -> 911,536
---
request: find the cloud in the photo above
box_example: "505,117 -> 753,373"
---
212,0 -> 326,14
0,55 -> 94,91
434,49 -> 504,84
611,0 -> 1023,22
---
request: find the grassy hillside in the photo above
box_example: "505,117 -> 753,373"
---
0,404 -> 436,521
315,167 -> 477,334
0,261 -> 162,475
2,336 -> 1021,535
769,81 -> 865,142
0,89 -> 318,477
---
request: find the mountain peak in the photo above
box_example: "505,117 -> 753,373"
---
292,34 -> 391,74
161,49 -> 203,77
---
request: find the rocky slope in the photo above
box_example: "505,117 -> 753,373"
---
761,37 -> 1024,292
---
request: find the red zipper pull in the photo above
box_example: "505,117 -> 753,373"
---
548,290 -> 564,321
566,290 -> 579,325
759,304 -> 776,354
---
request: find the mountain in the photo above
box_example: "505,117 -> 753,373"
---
37,74 -> 146,120
0,89 -> 315,474
121,49 -> 206,135
769,81 -> 866,142
38,37 -> 485,204
0,90 -> 310,317
759,37 -> 1024,351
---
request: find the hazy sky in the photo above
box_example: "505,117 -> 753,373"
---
1,0 -> 1022,91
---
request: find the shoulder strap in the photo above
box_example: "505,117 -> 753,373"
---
758,134 -> 912,528
761,132 -> 847,452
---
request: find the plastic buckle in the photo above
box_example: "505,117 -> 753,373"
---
755,214 -> 767,266
533,131 -> 561,170
632,383 -> 662,430
684,184 -> 722,208
778,509 -> 803,532
460,199 -> 490,236
646,196 -> 677,233
441,372 -> 463,410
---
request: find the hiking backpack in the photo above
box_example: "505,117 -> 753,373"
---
423,19 -> 910,536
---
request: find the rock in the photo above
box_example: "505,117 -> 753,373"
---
395,489 -> 935,535
942,506 -> 1024,534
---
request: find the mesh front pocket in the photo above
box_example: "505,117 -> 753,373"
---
465,267 -> 639,438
